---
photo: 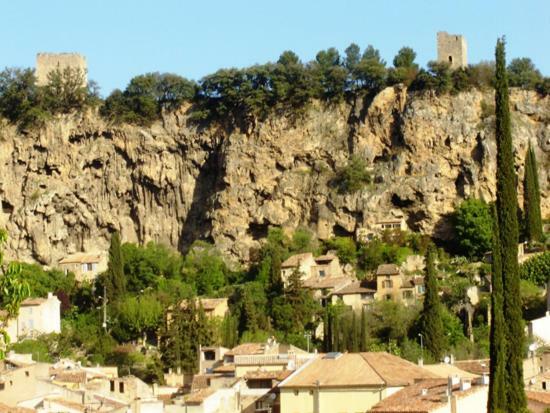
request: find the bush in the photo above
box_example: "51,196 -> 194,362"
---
520,252 -> 550,286
334,156 -> 371,193
453,199 -> 493,259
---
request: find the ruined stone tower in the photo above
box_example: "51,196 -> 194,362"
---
35,53 -> 87,86
437,32 -> 467,69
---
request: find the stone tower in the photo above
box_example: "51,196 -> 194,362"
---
35,53 -> 87,87
437,32 -> 467,69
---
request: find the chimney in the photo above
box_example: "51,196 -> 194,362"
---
48,292 -> 53,299
459,378 -> 471,391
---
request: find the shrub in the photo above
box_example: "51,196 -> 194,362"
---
453,199 -> 493,259
334,156 -> 371,194
520,252 -> 550,286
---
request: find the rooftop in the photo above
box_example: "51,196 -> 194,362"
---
421,363 -> 480,380
281,253 -> 314,268
368,379 -> 486,412
185,388 -> 216,405
333,280 -> 376,295
526,390 -> 550,406
453,359 -> 490,376
376,264 -> 401,276
244,369 -> 293,381
20,297 -> 48,306
280,352 -> 437,389
59,252 -> 102,265
303,276 -> 352,290
0,404 -> 35,413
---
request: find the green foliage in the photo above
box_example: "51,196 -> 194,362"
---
182,241 -> 228,295
17,263 -> 75,298
42,67 -> 89,113
122,241 -> 183,294
105,232 -> 125,300
508,58 -> 543,90
520,252 -> 550,286
388,47 -> 419,86
101,72 -> 196,125
420,245 -> 446,360
357,238 -> 412,272
453,198 -> 493,259
523,144 -> 543,242
490,38 -> 526,412
111,294 -> 163,342
334,156 -> 371,194
324,237 -> 357,264
10,337 -> 53,362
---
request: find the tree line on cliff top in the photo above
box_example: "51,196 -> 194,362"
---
0,44 -> 549,129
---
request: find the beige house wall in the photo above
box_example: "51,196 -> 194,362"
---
280,387 -> 386,413
235,363 -> 286,378
207,301 -> 229,318
17,294 -> 61,339
281,255 -> 316,285
331,293 -> 374,312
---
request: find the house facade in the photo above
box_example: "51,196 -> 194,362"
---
374,264 -> 424,304
13,293 -> 61,342
58,252 -> 107,283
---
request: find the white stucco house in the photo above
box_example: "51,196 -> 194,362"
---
528,312 -> 550,345
2,293 -> 61,343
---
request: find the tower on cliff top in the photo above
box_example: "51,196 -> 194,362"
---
437,32 -> 467,69
35,53 -> 87,87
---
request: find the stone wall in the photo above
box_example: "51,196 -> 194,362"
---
437,32 -> 467,69
35,53 -> 87,86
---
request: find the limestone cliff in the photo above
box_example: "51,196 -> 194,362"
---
0,87 -> 548,265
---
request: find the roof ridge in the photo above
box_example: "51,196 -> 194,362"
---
359,352 -> 388,386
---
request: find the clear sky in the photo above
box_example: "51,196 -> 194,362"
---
2,0 -> 549,96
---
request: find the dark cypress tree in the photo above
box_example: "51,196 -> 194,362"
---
332,312 -> 340,352
419,244 -> 445,361
488,205 -> 507,413
350,311 -> 359,352
323,306 -> 331,352
491,37 -> 526,412
523,143 -> 543,242
107,231 -> 125,300
360,307 -> 368,352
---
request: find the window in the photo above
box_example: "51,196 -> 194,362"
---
448,56 -> 453,63
294,390 -> 299,396
418,285 -> 425,294
403,290 -> 413,299
204,350 -> 216,360
119,382 -> 124,393
0,382 -> 4,391
383,280 -> 393,288
360,293 -> 371,300
319,270 -> 326,277
543,381 -> 547,390
25,371 -> 30,377
86,263 -> 94,271
385,294 -> 392,301
110,380 -> 115,392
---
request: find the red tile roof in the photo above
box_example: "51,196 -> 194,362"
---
376,264 -> 400,276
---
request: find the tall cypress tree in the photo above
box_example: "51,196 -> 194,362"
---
107,231 -> 125,300
488,205 -> 507,413
419,244 -> 445,361
490,37 -> 526,412
360,307 -> 368,352
523,143 -> 543,242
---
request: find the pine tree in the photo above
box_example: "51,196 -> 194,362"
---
489,37 -> 526,412
523,143 -> 543,242
488,205 -> 507,413
419,244 -> 445,361
360,307 -> 368,351
107,231 -> 125,300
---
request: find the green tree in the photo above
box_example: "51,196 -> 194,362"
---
520,252 -> 550,286
0,230 -> 31,359
311,48 -> 348,101
324,237 -> 357,265
182,241 -> 227,295
454,198 -> 493,259
355,45 -> 387,91
106,232 -> 125,300
42,67 -> 88,113
334,156 -> 371,194
360,306 -> 368,351
507,58 -> 542,89
523,144 -> 543,242
488,38 -> 526,412
419,245 -> 445,360
388,47 -> 419,86
112,293 -> 163,342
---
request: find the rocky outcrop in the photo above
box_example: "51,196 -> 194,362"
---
0,88 -> 548,266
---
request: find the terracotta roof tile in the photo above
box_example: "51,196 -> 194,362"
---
376,264 -> 400,276
333,280 -> 376,295
213,364 -> 236,373
185,388 -> 215,405
453,359 -> 490,375
244,369 -> 293,381
226,343 -> 266,356
59,252 -> 102,264
281,253 -> 314,268
361,352 -> 438,387
526,390 -> 550,406
0,404 -> 36,413
303,276 -> 352,290
369,379 -> 486,412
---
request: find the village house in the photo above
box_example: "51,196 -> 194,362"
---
330,280 -> 377,311
1,293 -> 61,343
375,264 -> 425,304
58,251 -> 107,283
356,217 -> 408,243
199,345 -> 230,374
278,352 -> 438,413
280,252 -> 345,286
178,297 -> 229,319
368,377 -> 489,413
528,311 -> 550,345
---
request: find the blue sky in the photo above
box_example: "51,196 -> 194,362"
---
2,0 -> 549,96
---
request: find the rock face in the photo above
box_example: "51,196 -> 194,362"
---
0,88 -> 548,266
